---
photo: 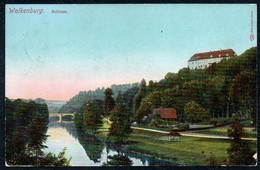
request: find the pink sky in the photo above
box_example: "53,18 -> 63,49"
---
6,74 -> 140,101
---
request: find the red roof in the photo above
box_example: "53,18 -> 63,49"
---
188,49 -> 236,62
153,108 -> 177,119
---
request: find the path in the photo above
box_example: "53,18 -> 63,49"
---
107,117 -> 256,141
131,126 -> 256,141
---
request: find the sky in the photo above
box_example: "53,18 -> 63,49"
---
6,4 -> 257,101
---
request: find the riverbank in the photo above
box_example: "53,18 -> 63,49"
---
97,119 -> 257,166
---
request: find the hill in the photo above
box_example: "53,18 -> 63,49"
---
59,83 -> 139,113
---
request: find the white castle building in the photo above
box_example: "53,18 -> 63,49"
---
188,49 -> 237,69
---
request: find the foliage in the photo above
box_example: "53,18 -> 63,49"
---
5,98 -> 71,166
227,114 -> 255,165
230,70 -> 256,125
59,83 -> 138,113
27,117 -> 49,160
109,102 -> 132,144
104,88 -> 116,117
74,112 -> 84,129
77,132 -> 104,163
40,148 -> 71,167
133,79 -> 147,117
104,155 -> 133,166
210,118 -> 233,126
83,101 -> 103,134
184,101 -> 210,123
175,123 -> 190,130
64,47 -> 256,127
135,97 -> 152,123
148,118 -> 164,127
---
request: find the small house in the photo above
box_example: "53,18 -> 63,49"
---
153,108 -> 177,121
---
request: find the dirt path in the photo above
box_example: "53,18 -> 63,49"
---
107,118 -> 256,141
131,126 -> 256,141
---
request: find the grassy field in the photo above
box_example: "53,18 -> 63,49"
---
127,129 -> 230,165
192,126 -> 257,138
96,119 -> 257,166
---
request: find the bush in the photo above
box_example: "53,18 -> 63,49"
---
210,118 -> 232,126
148,119 -> 163,127
241,120 -> 255,127
176,123 -> 189,130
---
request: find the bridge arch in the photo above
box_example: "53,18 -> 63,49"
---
49,113 -> 75,122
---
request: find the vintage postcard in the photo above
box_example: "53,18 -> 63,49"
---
5,4 -> 257,167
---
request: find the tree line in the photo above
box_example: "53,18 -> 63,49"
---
59,83 -> 139,113
5,98 -> 71,166
73,46 -> 256,166
74,87 -> 132,144
133,47 -> 256,125
74,46 -> 256,141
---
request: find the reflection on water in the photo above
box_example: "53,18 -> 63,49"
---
44,120 -> 179,166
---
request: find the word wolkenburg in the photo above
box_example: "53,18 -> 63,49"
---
9,8 -> 44,15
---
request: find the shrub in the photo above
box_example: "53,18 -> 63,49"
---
148,119 -> 163,127
176,123 -> 189,130
210,118 -> 232,126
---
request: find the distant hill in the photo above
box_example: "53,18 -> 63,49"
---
45,100 -> 67,113
59,83 -> 139,113
9,98 -> 67,114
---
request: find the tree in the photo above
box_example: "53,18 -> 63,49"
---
227,114 -> 255,165
133,79 -> 147,120
184,101 -> 209,123
104,155 -> 133,166
161,88 -> 187,121
83,102 -> 103,134
109,102 -> 132,144
27,116 -> 49,164
230,71 -> 256,125
164,72 -> 178,87
204,76 -> 226,118
5,99 -> 71,167
6,127 -> 28,165
135,92 -> 162,123
135,98 -> 152,123
120,86 -> 139,117
39,148 -> 71,167
104,88 -> 116,117
182,80 -> 206,106
116,91 -> 124,104
177,67 -> 190,85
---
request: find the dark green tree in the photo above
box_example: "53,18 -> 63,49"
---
104,88 -> 116,118
104,155 -> 133,166
227,114 -> 255,165
109,98 -> 132,144
184,101 -> 210,123
120,86 -> 139,117
39,148 -> 71,167
27,116 -> 49,164
133,79 -> 147,121
83,102 -> 103,134
135,91 -> 162,122
230,71 -> 256,125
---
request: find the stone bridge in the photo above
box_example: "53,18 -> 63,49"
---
49,113 -> 75,122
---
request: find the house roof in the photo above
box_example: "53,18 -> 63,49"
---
153,108 -> 177,119
188,49 -> 236,62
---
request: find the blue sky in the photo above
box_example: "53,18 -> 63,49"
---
6,4 -> 257,100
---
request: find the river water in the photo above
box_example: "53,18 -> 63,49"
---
44,119 -> 179,166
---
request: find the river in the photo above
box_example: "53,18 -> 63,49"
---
44,119 -> 180,166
